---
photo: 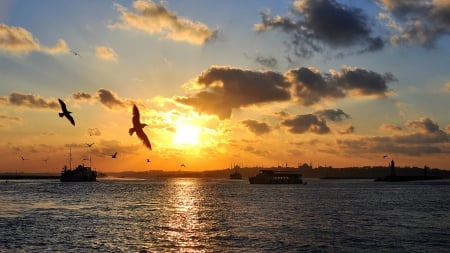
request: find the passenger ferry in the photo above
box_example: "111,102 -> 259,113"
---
249,170 -> 303,184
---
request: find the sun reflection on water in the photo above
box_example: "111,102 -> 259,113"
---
162,178 -> 207,251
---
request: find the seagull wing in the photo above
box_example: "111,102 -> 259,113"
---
132,104 -> 140,127
136,129 -> 152,150
66,114 -> 75,126
58,99 -> 68,113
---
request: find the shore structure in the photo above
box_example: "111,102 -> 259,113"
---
375,160 -> 442,182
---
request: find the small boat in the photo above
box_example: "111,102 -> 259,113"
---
229,171 -> 242,180
249,170 -> 303,184
60,164 -> 97,182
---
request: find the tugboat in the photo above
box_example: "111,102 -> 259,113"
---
60,146 -> 97,182
249,170 -> 303,184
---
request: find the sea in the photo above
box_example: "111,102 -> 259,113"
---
1,178 -> 450,253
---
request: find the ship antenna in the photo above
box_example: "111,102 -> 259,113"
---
69,145 -> 72,170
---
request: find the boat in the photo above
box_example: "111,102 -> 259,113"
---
229,165 -> 243,179
230,171 -> 242,179
249,170 -> 303,184
60,145 -> 97,182
60,164 -> 97,182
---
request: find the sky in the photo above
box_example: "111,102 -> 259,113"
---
0,0 -> 449,173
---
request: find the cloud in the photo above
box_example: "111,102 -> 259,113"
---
444,82 -> 450,92
380,123 -> 403,132
254,55 -> 278,69
380,0 -> 450,47
255,0 -> 384,58
72,91 -> 93,101
337,117 -> 449,156
288,66 -> 395,105
4,92 -> 59,109
0,23 -> 69,55
178,65 -> 395,119
406,117 -> 440,133
0,115 -> 20,121
87,128 -> 101,136
43,39 -> 70,55
96,89 -> 129,109
242,120 -> 271,135
339,125 -> 355,134
72,89 -> 134,110
96,46 -> 118,62
315,108 -> 349,122
110,0 -> 217,45
176,66 -> 291,119
282,114 -> 330,134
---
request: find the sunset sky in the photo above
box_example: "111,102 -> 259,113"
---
1,0 -> 449,173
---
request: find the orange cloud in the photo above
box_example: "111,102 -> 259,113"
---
110,0 -> 217,45
0,23 -> 69,55
96,46 -> 118,62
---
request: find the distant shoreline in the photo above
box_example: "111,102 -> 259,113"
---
2,165 -> 450,180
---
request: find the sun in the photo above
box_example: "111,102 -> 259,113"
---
174,123 -> 200,145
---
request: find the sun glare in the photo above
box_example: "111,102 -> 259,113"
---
174,123 -> 200,145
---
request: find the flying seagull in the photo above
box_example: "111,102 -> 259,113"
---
58,99 -> 75,126
146,159 -> 151,163
70,50 -> 81,57
20,156 -> 28,161
129,104 -> 152,150
112,152 -> 117,158
86,143 -> 94,147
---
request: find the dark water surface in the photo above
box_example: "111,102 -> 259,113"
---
1,178 -> 450,252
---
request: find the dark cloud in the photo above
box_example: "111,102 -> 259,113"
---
7,92 -> 59,109
96,89 -> 128,109
339,125 -> 355,134
315,108 -> 349,122
255,55 -> 278,69
242,120 -> 271,135
337,117 -> 449,156
73,91 -> 93,101
178,66 -> 394,119
406,117 -> 440,133
255,0 -> 384,58
380,0 -> 450,47
335,67 -> 397,96
176,66 -> 291,119
288,66 -> 394,105
287,67 -> 345,105
282,114 -> 330,134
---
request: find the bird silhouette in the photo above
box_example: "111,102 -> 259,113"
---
383,155 -> 388,158
146,159 -> 151,163
180,163 -> 186,168
20,156 -> 28,161
86,143 -> 94,147
70,50 -> 81,57
58,99 -> 75,126
112,152 -> 117,158
129,104 -> 152,150
42,158 -> 49,163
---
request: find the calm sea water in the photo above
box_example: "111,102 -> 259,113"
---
1,178 -> 450,252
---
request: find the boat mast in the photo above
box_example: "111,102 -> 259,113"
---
69,145 -> 72,170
